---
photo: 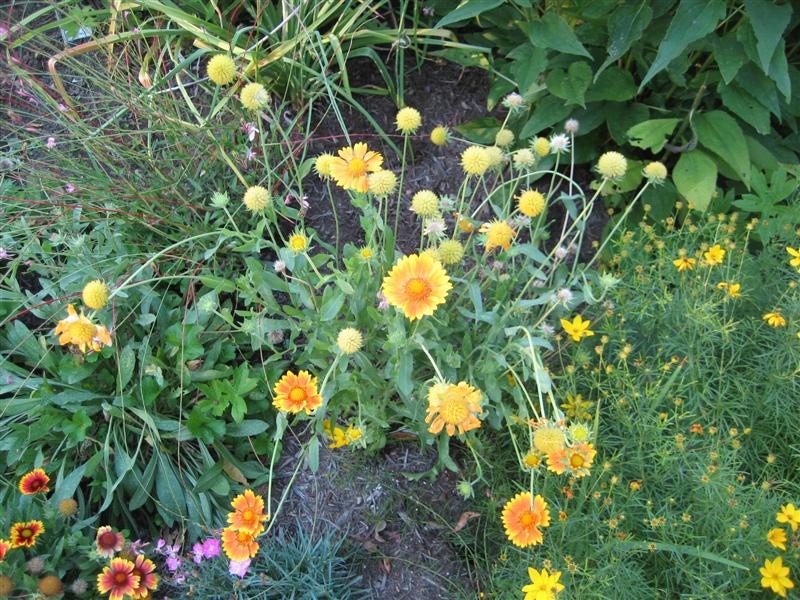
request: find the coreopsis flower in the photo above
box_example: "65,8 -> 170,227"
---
768,528 -> 788,551
38,575 -> 62,596
336,328 -> 363,354
288,232 -> 308,253
359,247 -> 373,260
672,256 -> 696,272
760,556 -> 794,598
523,452 -> 541,469
222,526 -> 259,561
517,190 -> 546,218
240,82 -> 270,110
314,153 -> 335,178
206,54 -> 236,85
763,312 -> 787,328
410,190 -> 440,218
95,526 -> 124,558
560,315 -> 594,342
18,468 -> 49,495
396,107 -> 422,134
425,381 -> 482,436
597,151 -> 627,179
82,280 -> 109,309
273,370 -> 322,414
367,170 -> 397,197
513,148 -> 536,168
461,146 -> 490,176
228,489 -> 268,535
129,555 -> 159,599
437,240 -> 464,266
549,134 -> 570,154
382,253 -> 452,320
561,393 -> 593,421
96,558 -> 139,600
643,161 -> 668,183
501,492 -> 551,547
533,137 -> 550,157
430,125 -> 450,146
495,128 -> 515,147
716,281 -> 741,298
0,539 -> 10,561
703,244 -> 725,265
777,503 -> 800,531
330,143 -> 383,192
10,520 -> 45,548
243,185 -> 270,213
481,220 -> 516,253
53,304 -> 112,354
522,567 -> 565,600
787,247 -> 800,270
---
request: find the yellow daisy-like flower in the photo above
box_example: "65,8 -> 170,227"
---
228,489 -> 269,535
461,146 -> 490,176
336,328 -> 363,354
777,503 -> 800,531
560,315 -> 594,342
787,247 -> 800,270
703,244 -> 725,265
367,170 -> 397,197
763,312 -> 787,328
716,281 -> 741,298
532,426 -> 566,455
768,528 -> 788,551
513,149 -> 536,168
359,247 -> 373,260
243,185 -> 270,213
523,452 -> 541,469
410,190 -> 439,218
437,239 -> 464,266
425,381 -> 482,436
206,54 -> 236,86
314,153 -> 335,178
240,82 -> 270,110
221,526 -> 259,561
643,161 -> 668,183
82,280 -> 109,310
382,253 -> 452,320
560,393 -> 593,421
495,128 -> 515,147
54,304 -> 112,354
672,256 -> 696,272
517,190 -> 546,218
430,125 -> 450,146
480,220 -> 516,253
456,214 -> 476,234
533,137 -> 550,157
522,567 -> 565,600
329,143 -> 383,193
501,492 -> 550,547
760,556 -> 794,598
272,370 -> 322,414
288,232 -> 308,253
396,107 -> 422,134
597,151 -> 627,179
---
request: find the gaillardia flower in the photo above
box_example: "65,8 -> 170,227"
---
206,54 -> 236,86
18,468 -> 49,495
532,425 -> 566,455
425,382 -> 482,436
273,370 -> 322,414
597,151 -> 627,179
329,143 -> 383,193
517,190 -> 546,218
82,280 -> 109,309
0,539 -> 10,561
37,574 -> 62,597
481,220 -> 516,253
10,520 -> 45,548
533,137 -> 550,157
430,125 -> 450,146
96,558 -> 139,600
95,526 -> 125,558
501,492 -> 551,547
643,161 -> 668,183
243,185 -> 270,213
129,554 -> 159,599
222,526 -> 259,561
314,153 -> 335,178
410,190 -> 439,218
382,253 -> 452,320
461,146 -> 490,176
54,304 -> 112,354
228,489 -> 268,535
288,232 -> 308,253
367,170 -> 397,197
437,240 -> 464,266
495,128 -> 514,147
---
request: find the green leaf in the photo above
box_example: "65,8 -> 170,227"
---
626,118 -> 680,152
586,67 -> 637,102
521,12 -> 592,58
712,33 -> 747,84
743,0 -> 792,73
319,289 -> 345,321
118,344 -> 135,390
51,452 -> 101,504
454,116 -> 502,144
673,150 -> 718,211
545,62 -> 593,107
227,420 -> 269,437
520,96 -> 572,138
694,110 -> 750,187
597,0 -> 653,77
615,539 -> 748,570
397,352 -> 413,398
155,459 -> 186,527
719,83 -> 772,135
434,0 -> 504,28
307,435 -> 320,473
639,0 -> 726,90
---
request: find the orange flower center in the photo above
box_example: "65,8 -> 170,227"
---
405,278 -> 431,299
99,531 -> 117,547
243,510 -> 254,522
570,454 -> 585,469
347,157 -> 367,176
114,572 -> 128,584
289,388 -> 307,403
520,513 -> 535,526
237,531 -> 251,543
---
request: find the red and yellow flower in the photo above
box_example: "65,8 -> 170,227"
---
272,370 -> 322,414
0,539 -> 10,561
18,468 -> 50,495
228,489 -> 269,535
129,554 -> 159,599
501,492 -> 551,548
96,558 -> 140,600
222,526 -> 259,561
95,526 -> 125,558
10,520 -> 45,548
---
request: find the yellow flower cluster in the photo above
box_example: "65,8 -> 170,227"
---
323,419 -> 363,448
761,503 -> 799,597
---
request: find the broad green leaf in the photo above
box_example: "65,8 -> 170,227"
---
434,0 -> 504,28
766,39 -> 791,100
745,136 -> 779,173
606,103 -> 651,145
118,343 -> 135,390
307,435 -> 320,473
586,67 -> 637,102
454,116 -> 502,144
51,451 -> 101,504
520,96 -> 572,138
508,44 -> 547,96
626,118 -> 680,152
545,62 -> 592,107
521,12 -> 592,58
155,459 -> 186,527
743,0 -> 792,73
597,0 -> 653,77
694,111 -> 750,187
639,0 -> 726,90
719,83 -> 771,135
227,420 -> 269,437
712,33 -> 747,84
319,290 -> 345,321
673,150 -> 718,211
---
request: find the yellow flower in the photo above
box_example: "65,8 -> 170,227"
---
288,232 -> 308,253
703,244 -> 725,265
643,161 -> 668,183
480,220 -> 516,253
272,370 -> 322,414
329,143 -> 383,192
560,315 -> 594,342
517,190 -> 546,218
716,282 -> 741,298
513,149 -> 536,168
456,215 -> 476,234
410,190 -> 440,218
336,328 -> 363,354
461,146 -> 490,176
82,280 -> 109,310
243,185 -> 270,213
568,422 -> 591,443
382,254 -> 452,320
760,556 -> 794,598
425,381 -> 482,436
495,128 -> 515,147
437,240 -> 464,265
367,170 -> 397,197
768,528 -> 788,551
787,247 -> 800,270
359,247 -> 373,260
396,107 -> 422,134
206,54 -> 236,86
533,426 -> 566,455
561,393 -> 593,421
430,125 -> 450,146
763,312 -> 787,328
777,503 -> 800,530
597,151 -> 627,179
522,567 -> 565,600
240,82 -> 269,110
523,452 -> 541,469
672,256 -> 696,272
53,304 -> 112,354
533,137 -> 550,157
314,153 -> 335,178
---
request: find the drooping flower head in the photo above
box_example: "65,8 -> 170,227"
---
672,255 -> 697,272
228,490 -> 269,535
768,528 -> 788,551
382,253 -> 452,320
425,382 -> 482,436
560,315 -> 594,342
501,492 -> 551,547
54,304 -> 112,354
82,280 -> 109,310
222,526 -> 259,561
96,558 -> 139,600
396,107 -> 422,134
206,54 -> 236,86
760,556 -> 794,598
329,143 -> 383,193
10,521 -> 45,548
95,526 -> 125,558
522,567 -> 565,600
129,555 -> 159,599
18,468 -> 49,495
273,370 -> 322,414
461,146 -> 490,176
480,220 -> 516,253
763,312 -> 787,328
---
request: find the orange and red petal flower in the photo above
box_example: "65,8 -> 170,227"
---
0,539 -> 10,561
19,468 -> 50,495
97,558 -> 140,600
96,526 -> 125,558
10,520 -> 45,548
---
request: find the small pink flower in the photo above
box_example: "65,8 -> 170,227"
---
64,183 -> 76,193
129,539 -> 149,554
46,137 -> 56,149
191,543 -> 204,564
229,559 -> 251,578
0,247 -> 14,260
155,539 -> 166,551
166,555 -> 182,572
202,538 -> 220,558
58,103 -> 69,113
376,290 -> 389,310
246,149 -> 257,162
243,122 -> 258,141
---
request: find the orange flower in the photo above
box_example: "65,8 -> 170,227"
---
53,304 -> 112,354
547,443 -> 596,477
501,492 -> 551,547
95,526 -> 125,558
0,539 -> 10,561
545,448 -> 569,475
272,370 -> 322,414
228,489 -> 269,535
382,253 -> 452,320
10,520 -> 45,548
689,423 -> 703,435
129,554 -> 159,599
222,526 -> 259,561
425,382 -> 482,436
97,558 -> 139,600
18,468 -> 50,495
329,143 -> 383,192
